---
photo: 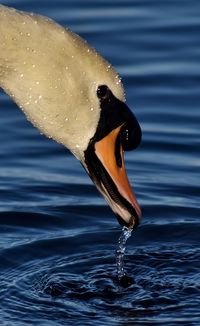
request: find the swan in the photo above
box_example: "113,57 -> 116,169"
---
0,5 -> 142,228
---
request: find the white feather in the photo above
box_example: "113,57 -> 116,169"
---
0,5 -> 125,159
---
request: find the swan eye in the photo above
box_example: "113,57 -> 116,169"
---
97,85 -> 109,99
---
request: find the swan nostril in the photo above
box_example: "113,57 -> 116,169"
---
115,132 -> 122,168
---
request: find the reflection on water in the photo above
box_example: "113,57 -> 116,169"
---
0,0 -> 200,325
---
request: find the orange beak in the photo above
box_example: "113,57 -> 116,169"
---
94,125 -> 142,228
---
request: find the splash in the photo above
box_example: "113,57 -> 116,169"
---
116,226 -> 133,284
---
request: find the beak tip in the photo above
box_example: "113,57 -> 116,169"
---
117,210 -> 141,229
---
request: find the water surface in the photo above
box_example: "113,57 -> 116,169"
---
0,0 -> 199,325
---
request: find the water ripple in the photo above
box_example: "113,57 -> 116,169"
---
0,0 -> 199,325
0,239 -> 199,325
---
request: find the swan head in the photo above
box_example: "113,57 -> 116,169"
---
82,84 -> 142,228
0,5 -> 142,228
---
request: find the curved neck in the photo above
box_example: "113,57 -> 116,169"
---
0,5 -> 124,159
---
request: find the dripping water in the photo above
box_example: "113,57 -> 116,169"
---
116,226 -> 133,286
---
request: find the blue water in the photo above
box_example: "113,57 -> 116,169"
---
0,0 -> 200,325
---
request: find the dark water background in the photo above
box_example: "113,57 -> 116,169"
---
0,0 -> 200,325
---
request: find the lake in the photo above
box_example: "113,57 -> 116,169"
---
0,0 -> 199,325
